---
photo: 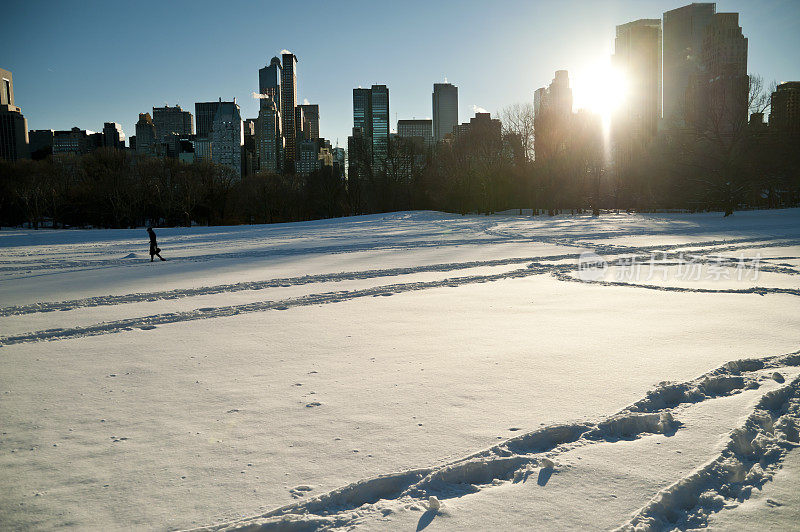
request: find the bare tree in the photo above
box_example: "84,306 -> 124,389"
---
748,74 -> 776,116
499,103 -> 535,162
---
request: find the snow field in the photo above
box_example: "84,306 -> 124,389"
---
1,209 -> 799,530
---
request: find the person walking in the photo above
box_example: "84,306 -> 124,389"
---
147,227 -> 166,262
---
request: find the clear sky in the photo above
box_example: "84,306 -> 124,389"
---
3,0 -> 798,147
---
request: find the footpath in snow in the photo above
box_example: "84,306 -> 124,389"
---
0,209 -> 798,531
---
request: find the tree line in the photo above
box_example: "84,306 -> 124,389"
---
2,76 -> 798,229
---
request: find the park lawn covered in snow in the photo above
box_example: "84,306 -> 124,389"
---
1,209 -> 799,531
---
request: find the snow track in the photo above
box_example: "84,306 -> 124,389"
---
190,352 -> 800,531
619,373 -> 800,531
0,257 -> 558,317
0,268 -> 541,345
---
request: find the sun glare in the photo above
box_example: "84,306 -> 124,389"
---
572,61 -> 629,122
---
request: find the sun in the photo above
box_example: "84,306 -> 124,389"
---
572,60 -> 630,122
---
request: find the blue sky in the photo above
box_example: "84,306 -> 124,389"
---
3,0 -> 798,147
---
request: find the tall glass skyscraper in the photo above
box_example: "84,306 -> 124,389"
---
353,88 -> 372,138
280,52 -> 298,172
259,57 -> 281,110
370,85 -> 389,166
432,82 -> 458,143
612,18 -> 662,170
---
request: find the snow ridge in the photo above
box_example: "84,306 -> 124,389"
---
189,353 -> 800,531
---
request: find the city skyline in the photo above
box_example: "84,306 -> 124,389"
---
3,0 -> 798,150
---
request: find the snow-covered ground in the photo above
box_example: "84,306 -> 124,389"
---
1,209 -> 798,531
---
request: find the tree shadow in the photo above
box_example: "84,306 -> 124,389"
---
416,509 -> 437,531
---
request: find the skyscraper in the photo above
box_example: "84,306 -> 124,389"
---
613,19 -> 662,134
370,85 -> 389,166
298,104 -> 320,140
210,101 -> 244,176
0,67 -> 29,161
135,113 -> 157,156
280,51 -> 298,172
102,122 -> 126,149
152,105 -> 194,140
259,57 -> 281,110
533,87 -> 547,117
432,82 -> 458,142
662,3 -> 716,125
770,82 -> 800,139
348,118 -> 370,180
692,12 -> 748,134
195,101 -> 224,138
353,88 -> 372,139
533,70 -> 574,162
348,86 -> 391,175
548,70 -> 573,117
612,19 -> 662,171
397,119 -> 433,148
256,97 -> 282,173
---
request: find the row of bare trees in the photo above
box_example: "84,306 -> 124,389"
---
0,149 -> 350,228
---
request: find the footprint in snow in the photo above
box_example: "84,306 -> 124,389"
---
139,325 -> 156,330
305,402 -> 322,408
274,306 -> 289,311
289,485 -> 314,498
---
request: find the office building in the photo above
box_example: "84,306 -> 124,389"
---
432,82 -> 458,142
533,70 -> 574,161
612,19 -> 662,169
259,57 -> 282,109
298,104 -> 319,140
53,127 -> 96,156
210,100 -> 243,176
0,67 -> 29,161
332,146 -> 345,177
135,113 -> 157,156
770,82 -> 800,138
256,96 -> 282,173
102,122 -> 126,149
28,129 -> 54,159
280,51 -> 298,171
348,85 -> 390,173
662,3 -> 716,125
152,105 -> 193,141
397,119 -> 433,148
452,112 -> 502,143
370,85 -> 389,166
195,100 -> 224,138
690,12 -> 748,134
613,19 -> 661,135
352,87 -> 372,140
